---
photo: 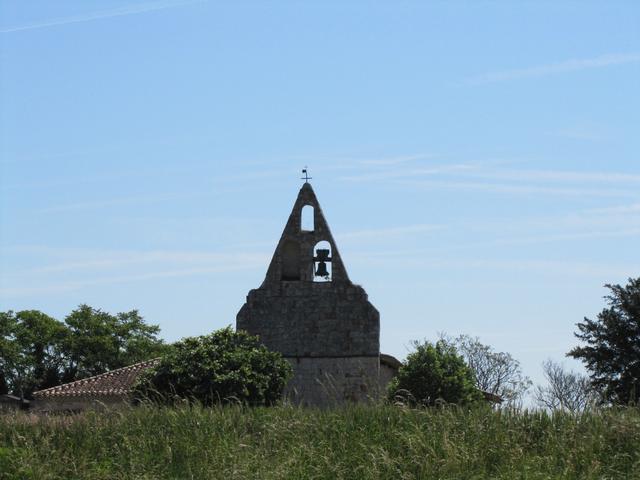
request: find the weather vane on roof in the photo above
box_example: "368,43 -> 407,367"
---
301,166 -> 312,183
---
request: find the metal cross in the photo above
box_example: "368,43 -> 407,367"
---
301,167 -> 312,183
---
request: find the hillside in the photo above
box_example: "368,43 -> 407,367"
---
2,405 -> 639,479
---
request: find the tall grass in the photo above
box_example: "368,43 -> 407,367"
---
1,404 -> 639,479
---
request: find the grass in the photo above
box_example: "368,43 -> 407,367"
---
1,404 -> 640,479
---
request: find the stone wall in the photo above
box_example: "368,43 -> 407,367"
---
283,356 -> 380,406
237,282 -> 379,357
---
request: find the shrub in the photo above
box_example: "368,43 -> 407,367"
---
134,327 -> 292,406
388,339 -> 482,406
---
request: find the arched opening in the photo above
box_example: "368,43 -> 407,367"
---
301,205 -> 314,231
281,239 -> 300,281
312,240 -> 332,282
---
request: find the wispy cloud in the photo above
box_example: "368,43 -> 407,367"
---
26,250 -> 268,274
461,202 -> 640,244
37,192 -> 211,213
346,226 -> 640,261
338,162 -> 640,198
349,254 -> 639,279
467,52 -> 640,84
587,202 -> 640,215
438,228 -> 640,252
552,127 -> 607,142
463,169 -> 640,184
338,163 -> 479,183
0,247 -> 270,297
357,154 -> 436,166
337,224 -> 444,242
340,201 -> 640,258
282,152 -> 443,172
0,0 -> 205,34
0,262 -> 266,297
400,179 -> 637,197
1,246 -> 270,272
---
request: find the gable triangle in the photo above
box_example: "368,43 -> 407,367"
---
261,183 -> 351,286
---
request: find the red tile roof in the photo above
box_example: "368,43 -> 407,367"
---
33,359 -> 159,399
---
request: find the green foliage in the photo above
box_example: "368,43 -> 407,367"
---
134,327 -> 292,406
0,310 -> 66,400
388,339 -> 482,406
568,277 -> 640,405
2,405 -> 640,479
62,304 -> 168,381
0,306 -> 166,399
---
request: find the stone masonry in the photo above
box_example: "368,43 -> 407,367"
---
236,182 -> 381,406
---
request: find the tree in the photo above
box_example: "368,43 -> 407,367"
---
535,360 -> 597,412
0,374 -> 8,395
0,310 -> 66,400
0,306 -> 167,399
0,312 -> 23,398
134,327 -> 293,406
61,304 -> 168,382
568,277 -> 640,404
388,339 -> 482,406
444,334 -> 531,405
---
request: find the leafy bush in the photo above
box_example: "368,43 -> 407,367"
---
134,327 -> 292,406
388,339 -> 482,406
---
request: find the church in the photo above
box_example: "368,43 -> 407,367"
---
237,179 -> 400,406
33,178 -> 400,410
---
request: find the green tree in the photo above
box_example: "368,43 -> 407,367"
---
0,312 -> 22,397
0,374 -> 8,395
61,304 -> 168,382
568,277 -> 640,404
388,339 -> 482,406
0,306 -> 167,398
134,327 -> 292,406
0,310 -> 66,400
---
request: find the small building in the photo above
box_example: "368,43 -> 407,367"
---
237,181 -> 401,406
32,359 -> 158,413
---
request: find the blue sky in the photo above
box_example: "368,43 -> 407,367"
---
1,1 -> 639,389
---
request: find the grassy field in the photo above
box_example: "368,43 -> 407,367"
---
1,404 -> 640,479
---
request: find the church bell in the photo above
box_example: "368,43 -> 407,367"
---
314,248 -> 331,278
315,261 -> 329,278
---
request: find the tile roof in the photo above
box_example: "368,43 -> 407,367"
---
33,359 -> 159,399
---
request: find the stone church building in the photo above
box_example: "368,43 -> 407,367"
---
33,181 -> 400,411
237,181 -> 400,405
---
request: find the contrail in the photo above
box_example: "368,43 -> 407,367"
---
0,0 -> 206,34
